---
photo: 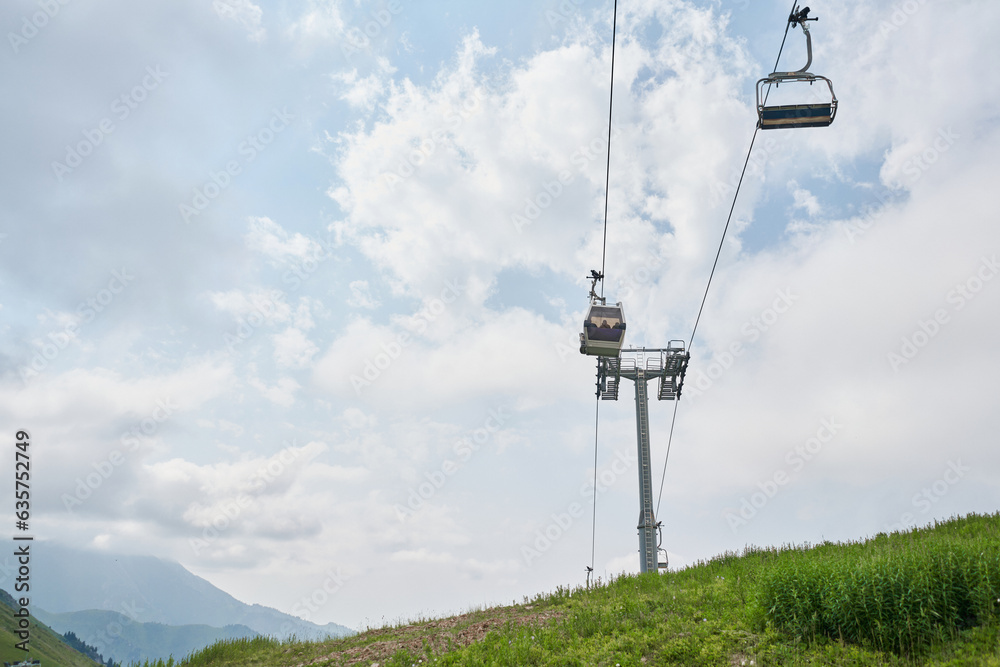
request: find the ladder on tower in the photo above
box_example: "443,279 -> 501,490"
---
635,371 -> 657,573
599,356 -> 621,401
657,341 -> 689,401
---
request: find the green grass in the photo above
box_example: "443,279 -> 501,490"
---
144,512 -> 1000,667
754,513 -> 1000,656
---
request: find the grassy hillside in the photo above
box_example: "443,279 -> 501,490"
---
142,513 -> 1000,666
0,589 -> 102,667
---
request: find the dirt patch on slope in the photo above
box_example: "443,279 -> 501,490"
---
298,605 -> 565,667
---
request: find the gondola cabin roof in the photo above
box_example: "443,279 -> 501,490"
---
587,304 -> 623,325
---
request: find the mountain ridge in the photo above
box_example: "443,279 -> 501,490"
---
33,607 -> 259,665
6,543 -> 353,642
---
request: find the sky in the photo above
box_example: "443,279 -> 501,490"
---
2,0 -> 999,633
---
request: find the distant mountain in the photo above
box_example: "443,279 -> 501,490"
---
0,588 -> 102,667
34,608 -> 257,665
18,543 -> 354,641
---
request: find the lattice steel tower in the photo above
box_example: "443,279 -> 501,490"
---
597,345 -> 689,573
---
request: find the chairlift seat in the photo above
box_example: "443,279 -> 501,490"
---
760,102 -> 833,129
756,73 -> 837,130
755,7 -> 838,130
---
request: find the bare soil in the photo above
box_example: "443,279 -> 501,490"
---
294,604 -> 565,667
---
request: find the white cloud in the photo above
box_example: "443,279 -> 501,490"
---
142,440 -> 329,532
286,0 -> 345,48
0,359 -> 233,425
244,217 -> 325,266
207,288 -> 291,324
213,0 -> 266,42
805,2 -> 1000,168
340,407 -> 376,430
312,308 -> 591,408
346,280 -> 380,309
196,419 -> 245,437
218,420 -> 245,436
332,59 -> 395,110
248,376 -> 301,407
324,8 -> 758,313
272,327 -> 319,369
293,299 -> 317,331
789,181 -> 821,217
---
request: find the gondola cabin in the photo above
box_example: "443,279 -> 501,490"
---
580,301 -> 626,357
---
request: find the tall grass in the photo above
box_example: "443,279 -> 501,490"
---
756,513 -> 1000,655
